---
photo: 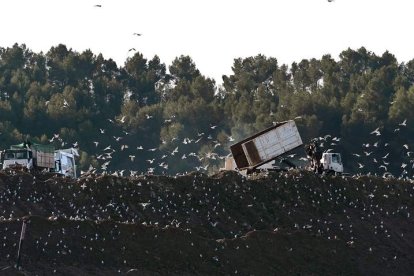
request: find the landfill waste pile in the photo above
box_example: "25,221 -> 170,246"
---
0,169 -> 413,275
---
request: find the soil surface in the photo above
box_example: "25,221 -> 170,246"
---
0,169 -> 413,275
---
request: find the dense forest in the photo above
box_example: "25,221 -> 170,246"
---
0,43 -> 414,177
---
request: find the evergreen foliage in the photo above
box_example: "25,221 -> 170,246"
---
0,43 -> 413,177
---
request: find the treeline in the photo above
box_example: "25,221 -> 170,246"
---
1,43 -> 414,176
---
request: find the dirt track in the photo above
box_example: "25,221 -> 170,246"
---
0,169 -> 413,275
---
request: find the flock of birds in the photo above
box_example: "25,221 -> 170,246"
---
0,167 -> 413,273
70,109 -> 231,177
67,111 -> 414,183
2,3 -> 413,273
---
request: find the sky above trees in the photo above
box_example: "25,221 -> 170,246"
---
1,0 -> 413,83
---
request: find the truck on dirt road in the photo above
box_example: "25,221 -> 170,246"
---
1,142 -> 78,178
225,120 -> 343,175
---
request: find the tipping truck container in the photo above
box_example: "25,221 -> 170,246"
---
230,120 -> 303,173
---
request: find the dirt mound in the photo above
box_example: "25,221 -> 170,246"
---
0,169 -> 413,275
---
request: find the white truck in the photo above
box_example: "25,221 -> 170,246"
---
1,142 -> 78,178
225,120 -> 343,174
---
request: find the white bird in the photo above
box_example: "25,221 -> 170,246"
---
103,145 -> 112,151
171,147 -> 178,155
121,144 -> 128,151
129,155 -> 136,162
118,116 -> 126,123
403,144 -> 409,150
139,202 -> 151,209
399,119 -> 407,127
357,163 -> 364,169
370,128 -> 381,136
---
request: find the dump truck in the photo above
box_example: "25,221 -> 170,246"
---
226,120 -> 343,174
1,142 -> 78,178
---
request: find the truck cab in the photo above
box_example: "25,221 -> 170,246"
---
54,149 -> 77,178
1,149 -> 34,170
321,152 -> 343,173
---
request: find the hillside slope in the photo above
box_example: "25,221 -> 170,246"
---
0,169 -> 413,275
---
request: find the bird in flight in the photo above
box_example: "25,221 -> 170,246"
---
370,127 -> 381,136
94,4 -> 102,7
399,119 -> 407,127
327,0 -> 334,2
133,33 -> 142,36
63,99 -> 69,108
128,48 -> 136,52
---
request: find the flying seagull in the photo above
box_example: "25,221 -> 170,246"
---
94,4 -> 102,7
370,127 -> 381,136
399,119 -> 407,127
133,33 -> 142,36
